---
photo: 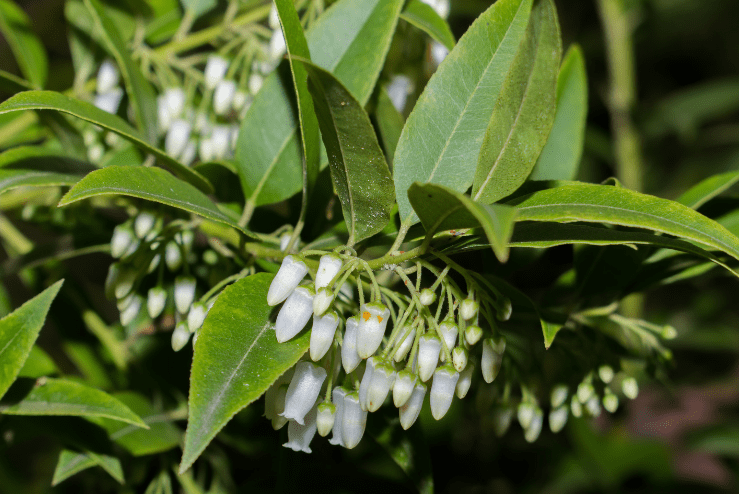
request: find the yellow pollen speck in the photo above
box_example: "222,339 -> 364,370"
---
378,316 -> 383,323
363,311 -> 371,321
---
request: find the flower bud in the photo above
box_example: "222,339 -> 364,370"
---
204,55 -> 228,90
269,30 -> 286,61
481,337 -> 504,383
418,334 -> 441,382
165,87 -> 185,119
549,405 -> 569,433
233,90 -> 249,111
393,369 -> 417,407
120,294 -> 143,326
211,125 -> 231,159
265,370 -> 293,420
452,347 -> 468,372
94,88 -> 124,114
275,286 -> 314,343
577,381 -> 594,403
309,311 -> 339,361
105,263 -> 120,300
171,322 -> 190,351
165,241 -> 182,271
603,389 -> 619,413
497,297 -> 513,321
158,95 -> 172,132
271,383 -> 289,430
268,3 -> 280,29
281,361 -> 326,425
283,405 -> 318,454
213,80 -> 236,115
342,392 -> 368,449
316,402 -> 336,437
199,138 -> 214,162
550,384 -> 569,408
430,41 -> 449,67
248,73 -> 264,95
356,303 -> 390,359
430,365 -> 459,420
438,318 -> 458,360
570,395 -> 582,418
87,143 -> 104,162
134,212 -> 156,239
387,74 -> 412,113
267,255 -> 308,306
147,287 -> 167,318
419,288 -> 436,306
399,382 -> 426,430
491,406 -> 514,437
518,402 -> 536,430
180,139 -> 198,166
97,59 -> 120,93
316,254 -> 342,289
622,376 -> 639,400
114,267 -> 137,300
585,395 -> 601,417
460,298 -> 478,321
117,292 -> 136,312
329,387 -> 347,446
368,363 -> 396,412
147,253 -> 161,274
661,325 -> 678,339
165,120 -> 192,158
279,232 -> 291,251
312,288 -> 334,317
341,317 -> 361,373
598,365 -> 614,384
465,325 -> 483,345
111,224 -> 134,258
455,362 -> 474,399
524,408 -> 543,443
174,276 -> 196,314
358,357 -> 377,411
393,325 -> 415,362
187,302 -> 208,332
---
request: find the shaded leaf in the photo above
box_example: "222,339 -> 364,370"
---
145,470 -> 173,494
375,85 -> 405,166
0,67 -> 33,93
51,450 -> 99,486
677,170 -> 739,209
0,0 -> 48,87
18,345 -> 58,379
401,0 -> 455,50
0,147 -> 97,195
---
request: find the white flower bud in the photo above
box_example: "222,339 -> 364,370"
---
180,139 -> 198,166
481,337 -> 504,383
356,303 -> 390,359
342,392 -> 367,449
341,317 -> 361,373
452,347 -> 468,372
282,361 -> 326,425
460,298 -> 479,321
570,395 -> 583,417
97,59 -> 120,93
117,292 -> 136,311
248,73 -> 264,95
171,322 -> 191,351
147,287 -> 167,318
211,125 -> 231,159
393,369 -> 417,407
419,288 -> 436,306
269,30 -> 286,61
267,255 -> 308,306
265,369 -> 294,420
268,3 -> 280,29
233,90 -> 249,111
421,0 -> 450,19
437,319 -> 458,362
279,232 -> 291,252
316,254 -> 342,289
283,405 -> 318,453
518,402 -> 536,429
213,80 -> 236,115
310,310 -> 339,361
147,253 -> 161,274
94,88 -> 124,114
524,408 -> 543,443
393,325 -> 415,362
165,120 -> 192,158
158,95 -> 172,132
165,87 -> 186,119
399,382 -> 426,430
111,224 -> 134,259
204,55 -> 228,90
551,384 -> 569,408
465,325 -> 483,345
358,357 -> 377,411
174,276 -> 196,314
622,376 -> 639,400
187,302 -> 208,332
120,294 -> 143,326
114,268 -> 136,300
430,365 -> 459,420
165,241 -> 182,271
577,381 -> 594,403
549,405 -> 569,433
316,401 -> 336,437
134,212 -> 156,239
603,390 -> 619,413
455,362 -> 474,399
313,288 -> 334,317
430,41 -> 449,67
585,395 -> 601,417
329,387 -> 347,446
271,383 -> 289,430
368,363 -> 396,412
418,334 -> 441,382
491,406 -> 513,437
598,365 -> 614,384
87,143 -> 104,162
661,325 -> 678,339
275,286 -> 314,343
387,74 -> 412,113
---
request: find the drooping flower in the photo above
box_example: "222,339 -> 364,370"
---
316,401 -> 336,437
315,254 -> 342,289
341,317 -> 361,373
356,303 -> 390,359
430,365 -> 459,420
549,405 -> 569,433
523,407 -> 543,443
275,286 -> 314,343
267,255 -> 308,306
393,369 -> 417,407
367,363 -> 396,412
455,362 -> 474,399
329,387 -> 347,446
204,55 -> 229,90
417,333 -> 441,382
399,382 -> 426,430
147,287 -> 167,319
171,321 -> 190,351
174,276 -> 196,314
283,405 -> 318,453
97,59 -> 120,93
187,302 -> 208,332
281,361 -> 326,425
309,311 -> 339,361
342,392 -> 367,449
460,297 -> 479,321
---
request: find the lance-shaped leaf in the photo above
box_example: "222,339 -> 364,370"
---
375,86 -> 405,165
394,0 -> 533,224
0,91 -> 213,193
301,60 -> 395,245
530,44 -> 587,181
179,273 -> 309,473
84,0 -> 158,142
0,0 -> 48,88
52,449 -> 124,486
472,0 -> 561,204
0,280 -> 62,399
677,170 -> 739,209
408,182 -> 516,262
58,166 -> 251,236
400,0 -> 455,50
0,147 -> 97,195
510,183 -> 739,264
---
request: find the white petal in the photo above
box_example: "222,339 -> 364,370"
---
430,366 -> 459,420
111,224 -> 134,258
393,369 -> 417,407
437,319 -> 458,362
165,241 -> 182,271
399,382 -> 426,430
213,80 -> 236,115
312,288 -> 334,317
94,88 -> 123,114
367,363 -> 396,412
171,322 -> 190,351
211,125 -> 231,159
570,395 -> 582,418
204,55 -> 228,90
281,361 -> 326,425
174,276 -> 196,314
358,357 -> 377,411
393,325 -> 415,362
452,347 -> 468,372
455,362 -> 474,399
517,402 -> 536,429
491,406 -> 513,437
524,408 -> 543,443
622,376 -> 639,399
275,287 -> 314,343
356,303 -> 390,359
341,317 -> 361,373
97,59 -> 120,93
481,338 -> 503,383
315,254 -> 342,289
603,392 -> 619,413
329,387 -> 347,446
187,302 -> 208,332
598,365 -> 614,384
165,87 -> 186,118
316,401 -> 336,437
465,325 -> 483,345
341,392 -> 367,449
549,406 -> 569,433
309,311 -> 339,361
267,255 -> 308,306
165,120 -> 192,158
550,384 -> 569,408
460,298 -> 478,321
120,295 -> 142,326
386,75 -> 412,113
417,334 -> 441,382
265,369 -> 294,420
134,212 -> 156,238
283,406 -> 318,453
147,287 -> 167,318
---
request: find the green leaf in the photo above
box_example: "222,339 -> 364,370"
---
180,273 -> 309,473
375,85 -> 405,166
510,183 -> 739,265
84,0 -> 158,142
687,425 -> 739,457
145,471 -> 173,494
235,0 -> 403,208
0,147 -> 97,195
181,0 -> 216,19
58,166 -> 250,236
408,182 -> 516,262
677,170 -> 739,209
0,280 -> 62,400
0,0 -> 48,87
393,0 -> 533,224
0,91 -> 213,193
18,345 -> 58,379
52,449 -> 124,485
0,67 -> 33,93
301,60 -> 395,245
1,377 -> 148,427
530,43 -> 587,181
400,0 -> 455,50
472,0 -> 561,204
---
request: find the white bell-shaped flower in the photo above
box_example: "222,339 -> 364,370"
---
497,297 -> 513,321
570,395 -> 583,418
248,73 -> 264,95
368,363 -> 396,412
356,303 -> 390,359
452,347 -> 468,372
313,288 -> 334,317
585,395 -> 601,417
551,384 -> 569,408
283,405 -> 318,453
114,268 -> 136,300
165,240 -> 182,271
269,29 -> 286,61
310,311 -> 339,361
211,125 -> 231,159
329,387 -> 347,446
358,357 -> 377,411
430,41 -> 449,67
272,383 -> 289,430
265,368 -> 294,420
94,88 -> 124,114
316,401 -> 336,437
481,337 -> 504,383
460,297 -> 478,321
341,317 -> 361,373
549,405 -> 569,433
419,288 -> 436,306
87,143 -> 103,163
199,137 -> 214,162
387,74 -> 412,113
187,302 -> 208,332
465,324 -> 483,345
268,3 -> 280,29
267,255 -> 308,306
204,55 -> 228,90
158,95 -> 172,132
598,365 -> 614,384
603,390 -> 619,413
148,253 -> 161,274
174,276 -> 196,314
420,0 -> 450,19
393,369 -> 417,407
430,365 -> 459,420
437,319 -> 458,362
117,292 -> 136,311
622,376 -> 639,399
180,139 -> 198,166
97,59 -> 120,93
342,392 -> 367,449
134,212 -> 156,238
164,87 -> 185,119
147,287 -> 167,318
455,362 -> 474,399
491,406 -> 514,437
517,402 -> 536,429
120,294 -> 142,326
281,361 -> 326,425
279,232 -> 291,251
577,381 -> 594,403
165,120 -> 192,158
171,322 -> 191,351
214,80 -> 236,115
316,254 -> 342,289
111,224 -> 134,258
399,382 -> 427,430
524,408 -> 543,443
393,325 -> 415,362
275,287 -> 314,343
418,334 -> 441,382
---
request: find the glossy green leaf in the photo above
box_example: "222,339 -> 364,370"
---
181,0 -> 216,19
677,170 -> 739,209
0,280 -> 62,399
401,0 -> 455,50
84,0 -> 158,142
530,43 -> 587,181
375,86 -> 405,166
302,60 -> 395,245
58,166 -> 250,236
235,0 -> 403,208
394,0 -> 533,224
179,273 -> 309,473
1,377 -> 148,427
0,67 -> 32,93
0,91 -> 213,193
0,147 -> 97,195
511,183 -> 739,264
0,0 -> 48,87
52,449 -> 124,486
18,345 -> 57,379
472,0 -> 561,204
408,182 -> 516,262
